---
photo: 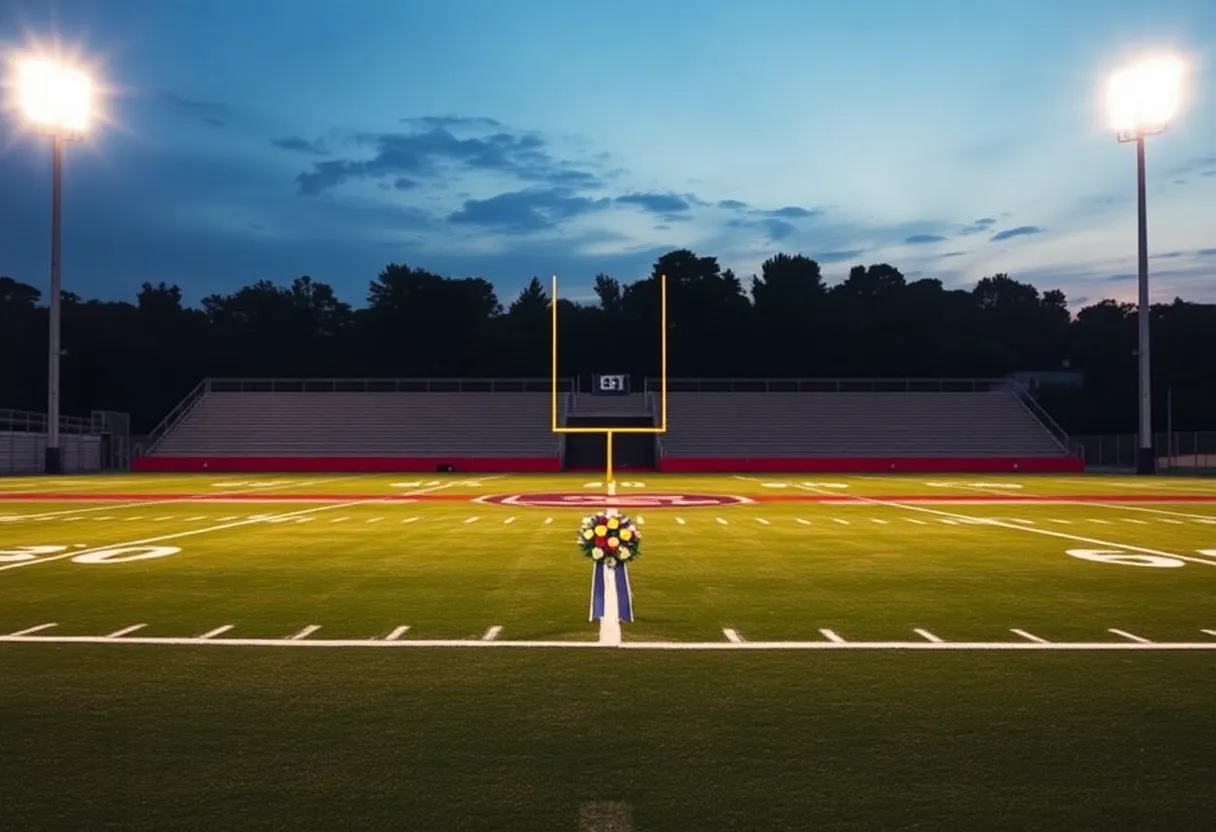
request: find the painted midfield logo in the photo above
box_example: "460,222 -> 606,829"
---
478,493 -> 752,508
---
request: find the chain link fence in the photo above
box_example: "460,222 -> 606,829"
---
1076,431 -> 1216,473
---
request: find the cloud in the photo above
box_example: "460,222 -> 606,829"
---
1198,248 -> 1216,258
905,234 -> 946,244
272,136 -> 329,155
403,116 -> 503,130
763,206 -> 819,219
392,178 -> 418,191
717,199 -> 749,211
815,249 -> 865,264
156,91 -> 231,127
447,188 -> 611,232
940,250 -> 966,258
761,218 -> 797,241
991,225 -> 1044,242
1172,152 -> 1216,177
614,192 -> 691,216
959,217 -> 996,235
295,119 -> 602,195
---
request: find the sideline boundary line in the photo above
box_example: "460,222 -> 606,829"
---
0,480 -> 478,573
0,475 -> 374,522
779,482 -> 1216,568
2,634 -> 1216,651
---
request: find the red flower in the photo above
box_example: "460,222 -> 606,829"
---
595,537 -> 607,548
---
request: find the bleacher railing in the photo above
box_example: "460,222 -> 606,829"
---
644,378 -> 1015,393
1,407 -> 106,435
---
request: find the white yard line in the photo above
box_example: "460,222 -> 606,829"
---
790,485 -> 1216,568
0,482 -> 463,573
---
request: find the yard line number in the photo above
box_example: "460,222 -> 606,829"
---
1067,548 -> 1216,569
0,545 -> 182,565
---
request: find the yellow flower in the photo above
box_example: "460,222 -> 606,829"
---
607,518 -> 620,529
618,547 -> 631,560
582,529 -> 594,540
619,529 -> 633,541
607,537 -> 619,549
594,524 -> 607,536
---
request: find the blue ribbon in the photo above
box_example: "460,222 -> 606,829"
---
589,560 -> 634,623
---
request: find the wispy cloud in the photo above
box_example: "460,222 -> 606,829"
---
991,225 -> 1044,242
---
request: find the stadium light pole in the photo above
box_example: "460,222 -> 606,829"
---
1106,56 -> 1185,476
17,57 -> 93,474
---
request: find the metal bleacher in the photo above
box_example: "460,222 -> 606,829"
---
653,379 -> 1075,459
147,379 -> 565,458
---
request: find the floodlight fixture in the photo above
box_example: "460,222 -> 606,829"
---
1107,55 -> 1184,142
18,57 -> 93,139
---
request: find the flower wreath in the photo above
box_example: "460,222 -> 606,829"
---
578,511 -> 641,568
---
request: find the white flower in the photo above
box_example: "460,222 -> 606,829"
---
605,556 -> 618,568
592,547 -> 604,560
618,547 -> 631,560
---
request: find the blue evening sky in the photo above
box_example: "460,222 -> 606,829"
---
1,0 -> 1213,309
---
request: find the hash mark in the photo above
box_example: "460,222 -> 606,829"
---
8,623 -> 57,636
106,624 -> 147,639
1087,518 -> 1112,524
385,625 -> 411,641
796,518 -> 811,525
716,517 -> 728,525
482,625 -> 503,641
1109,628 -> 1152,644
1121,518 -> 1147,524
832,518 -> 849,525
366,517 -> 384,524
401,517 -> 418,524
328,517 -> 350,523
870,518 -> 888,525
199,625 -> 234,639
819,628 -> 846,643
1202,629 -> 1216,639
676,517 -> 686,525
723,628 -> 743,643
463,517 -> 480,524
503,516 -> 517,524
1010,628 -> 1050,644
1048,519 -> 1072,524
289,625 -> 321,640
903,518 -> 927,525
755,518 -> 770,525
1158,519 -> 1183,525
914,628 -> 943,643
544,517 -> 553,525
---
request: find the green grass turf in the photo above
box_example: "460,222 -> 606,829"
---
2,472 -> 1216,828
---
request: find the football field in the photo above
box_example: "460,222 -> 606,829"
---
3,472 -> 1216,829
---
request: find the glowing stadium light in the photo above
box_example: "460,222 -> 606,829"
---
11,55 -> 98,473
1103,54 -> 1188,476
1107,55 -> 1184,141
18,57 -> 93,138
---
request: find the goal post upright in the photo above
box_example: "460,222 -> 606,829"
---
551,273 -> 668,484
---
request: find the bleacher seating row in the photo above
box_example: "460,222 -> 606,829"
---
147,385 -> 1071,463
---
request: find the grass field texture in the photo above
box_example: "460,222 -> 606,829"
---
3,472 -> 1216,829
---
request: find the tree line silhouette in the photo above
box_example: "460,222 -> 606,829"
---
1,249 -> 1214,435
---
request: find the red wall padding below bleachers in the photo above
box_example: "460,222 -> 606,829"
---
657,457 -> 1084,473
